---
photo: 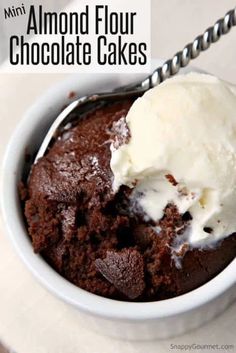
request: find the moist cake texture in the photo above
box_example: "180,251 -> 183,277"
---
20,100 -> 236,301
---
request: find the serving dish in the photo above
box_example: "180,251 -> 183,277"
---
1,59 -> 236,340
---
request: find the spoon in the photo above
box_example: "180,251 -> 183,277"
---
34,7 -> 236,164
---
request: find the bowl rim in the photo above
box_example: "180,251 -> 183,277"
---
1,63 -> 236,321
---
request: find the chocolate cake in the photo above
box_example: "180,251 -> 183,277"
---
20,100 -> 236,301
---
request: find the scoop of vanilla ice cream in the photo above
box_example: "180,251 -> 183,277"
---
110,73 -> 236,246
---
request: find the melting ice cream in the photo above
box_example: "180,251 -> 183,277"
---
111,73 -> 236,246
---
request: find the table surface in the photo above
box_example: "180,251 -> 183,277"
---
1,1 -> 236,352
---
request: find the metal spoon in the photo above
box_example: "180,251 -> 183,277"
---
34,7 -> 236,164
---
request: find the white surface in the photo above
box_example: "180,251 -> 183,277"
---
0,0 -> 236,351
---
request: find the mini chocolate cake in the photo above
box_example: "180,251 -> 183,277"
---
20,100 -> 236,301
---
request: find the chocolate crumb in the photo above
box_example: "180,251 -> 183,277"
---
68,91 -> 76,99
165,174 -> 178,186
182,212 -> 192,221
18,181 -> 28,201
203,227 -> 213,234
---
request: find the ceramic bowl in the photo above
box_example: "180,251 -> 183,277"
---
1,60 -> 236,340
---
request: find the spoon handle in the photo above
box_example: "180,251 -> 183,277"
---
143,7 -> 236,88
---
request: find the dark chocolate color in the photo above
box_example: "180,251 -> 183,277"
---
95,249 -> 145,299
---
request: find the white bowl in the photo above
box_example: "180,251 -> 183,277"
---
1,60 -> 236,340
